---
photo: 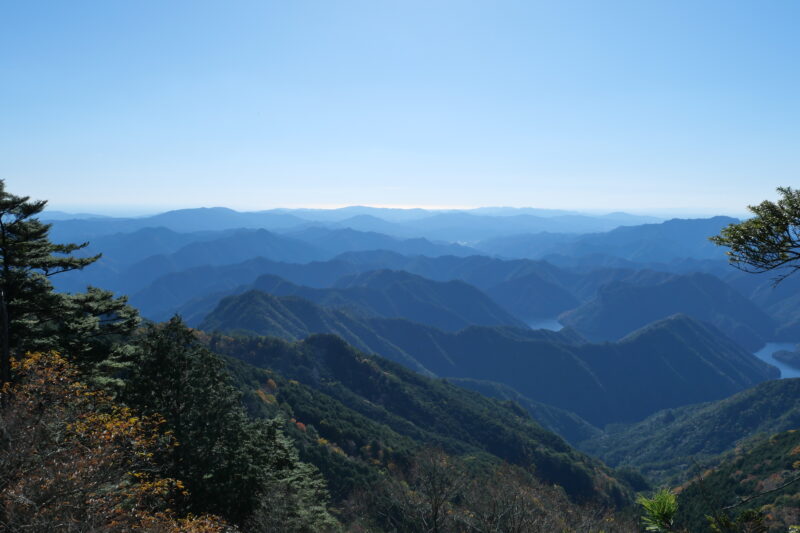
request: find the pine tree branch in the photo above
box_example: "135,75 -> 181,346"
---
722,473 -> 800,510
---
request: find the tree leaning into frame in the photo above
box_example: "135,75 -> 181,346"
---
712,186 -> 800,285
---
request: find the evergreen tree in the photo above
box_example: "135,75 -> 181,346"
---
712,186 -> 800,284
0,180 -> 137,384
125,317 -> 338,530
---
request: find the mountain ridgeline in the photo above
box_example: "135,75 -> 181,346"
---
560,271 -> 776,351
202,290 -> 777,427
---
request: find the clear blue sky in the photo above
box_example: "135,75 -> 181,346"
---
1,0 -> 798,215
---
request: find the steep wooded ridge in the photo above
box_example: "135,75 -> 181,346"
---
199,288 -> 573,376
258,269 -> 527,331
560,271 -> 776,351
447,377 -> 603,443
202,291 -> 777,426
726,271 -> 800,340
129,252 -> 590,322
475,216 -> 737,262
209,333 -> 633,507
675,430 -> 800,532
579,379 -> 800,482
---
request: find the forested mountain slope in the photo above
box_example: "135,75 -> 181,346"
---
210,332 -> 634,507
448,378 -> 602,443
579,378 -> 800,483
200,289 -> 567,376
128,250 -> 659,322
560,272 -> 775,351
253,270 -> 526,331
202,292 -> 777,426
675,429 -> 800,532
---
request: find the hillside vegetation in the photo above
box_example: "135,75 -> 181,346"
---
580,378 -> 800,483
675,430 -> 800,531
560,271 -> 775,351
203,291 -> 777,426
210,333 -> 635,507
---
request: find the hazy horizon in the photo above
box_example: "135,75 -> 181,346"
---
41,202 -> 749,220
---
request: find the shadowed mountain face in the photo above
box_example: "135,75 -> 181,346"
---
124,251 -> 592,322
53,226 -> 483,296
283,226 -> 479,257
140,265 -> 529,329
252,270 -> 526,331
200,289 -> 550,376
560,272 -> 776,351
201,289 -> 777,427
447,378 -> 602,444
475,216 -> 737,262
578,378 -> 800,483
215,334 -> 633,506
483,272 -> 580,320
724,271 -> 800,340
113,229 -> 323,293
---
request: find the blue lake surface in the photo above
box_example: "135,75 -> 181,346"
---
754,342 -> 800,379
527,318 -> 563,331
524,322 -> 800,380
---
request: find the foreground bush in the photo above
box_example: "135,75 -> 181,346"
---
0,352 -> 231,532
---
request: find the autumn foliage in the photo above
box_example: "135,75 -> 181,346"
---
0,352 -> 231,532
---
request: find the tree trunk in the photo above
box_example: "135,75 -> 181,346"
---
0,289 -> 9,384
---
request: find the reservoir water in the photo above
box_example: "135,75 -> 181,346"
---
754,342 -> 800,379
528,318 -> 563,331
524,322 -> 799,379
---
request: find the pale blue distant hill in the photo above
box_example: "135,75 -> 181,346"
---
47,206 -> 666,243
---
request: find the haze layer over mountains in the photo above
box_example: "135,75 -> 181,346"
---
46,205 -> 796,425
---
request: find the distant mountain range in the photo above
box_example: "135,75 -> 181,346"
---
47,211 -> 800,356
202,289 -> 777,427
475,216 -> 737,263
121,249 -> 773,353
52,226 -> 478,295
46,206 -> 662,244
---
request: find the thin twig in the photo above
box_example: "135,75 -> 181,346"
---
722,473 -> 800,510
